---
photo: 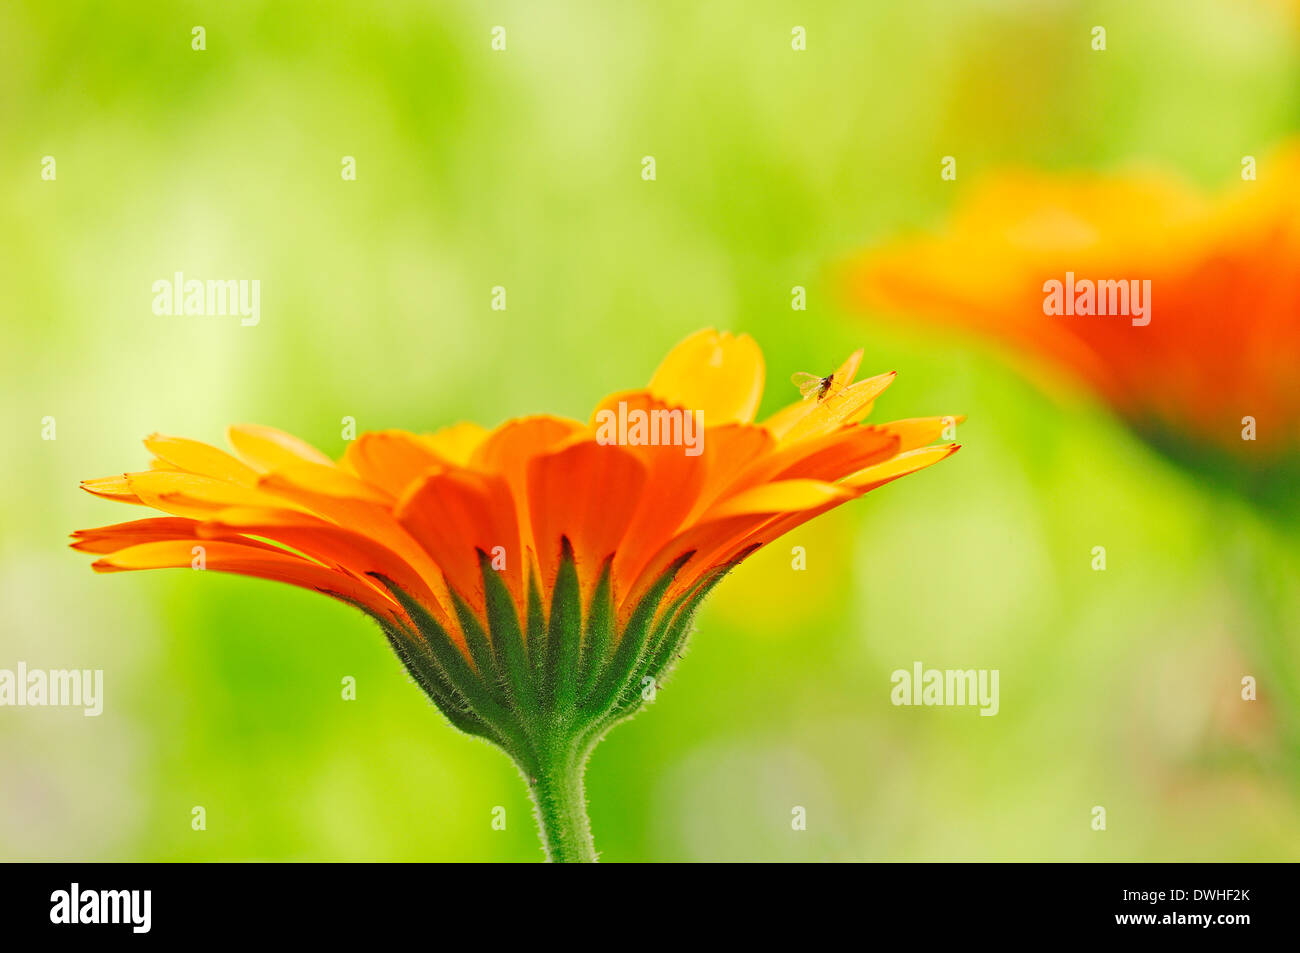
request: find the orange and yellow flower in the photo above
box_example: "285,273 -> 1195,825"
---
75,329 -> 956,647
846,144 -> 1300,502
73,328 -> 958,860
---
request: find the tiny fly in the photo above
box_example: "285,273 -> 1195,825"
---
791,371 -> 836,402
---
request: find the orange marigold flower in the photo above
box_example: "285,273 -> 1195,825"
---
846,145 -> 1300,506
73,328 -> 958,860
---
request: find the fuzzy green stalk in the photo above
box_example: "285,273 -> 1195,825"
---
520,739 -> 597,863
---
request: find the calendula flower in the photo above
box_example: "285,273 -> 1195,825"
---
846,145 -> 1300,509
73,329 -> 958,861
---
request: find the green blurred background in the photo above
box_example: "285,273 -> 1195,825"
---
3,0 -> 1299,861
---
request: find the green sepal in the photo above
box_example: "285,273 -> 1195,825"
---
450,588 -> 508,707
379,619 -> 501,743
611,564 -> 729,716
581,549 -> 754,742
588,584 -> 697,731
577,558 -> 615,701
526,564 -> 549,696
367,573 -> 522,750
321,587 -> 499,742
580,550 -> 694,715
547,537 -> 584,718
640,545 -> 756,685
477,548 -> 536,716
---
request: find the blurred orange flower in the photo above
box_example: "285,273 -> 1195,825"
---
846,144 -> 1300,503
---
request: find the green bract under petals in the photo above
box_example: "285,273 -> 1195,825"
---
366,539 -> 737,861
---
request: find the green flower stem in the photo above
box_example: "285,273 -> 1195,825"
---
524,744 -> 597,863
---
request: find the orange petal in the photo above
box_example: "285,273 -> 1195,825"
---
396,468 -> 524,620
80,475 -> 145,505
470,415 -> 586,570
416,422 -> 490,467
630,479 -> 852,609
621,511 -> 769,617
648,328 -> 765,425
124,470 -> 304,518
71,517 -> 271,555
341,430 -> 449,498
704,445 -> 962,579
588,389 -> 658,429
703,479 -> 853,521
199,508 -> 440,613
690,492 -> 858,593
227,424 -> 335,473
527,440 -> 647,599
843,444 -> 961,492
611,446 -> 708,592
258,462 -> 393,505
239,480 -> 455,627
91,540 -> 401,622
882,416 -> 966,453
472,416 -> 585,479
143,434 -> 260,485
679,424 -> 775,525
722,425 -> 900,495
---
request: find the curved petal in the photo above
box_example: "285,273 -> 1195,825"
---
250,478 -> 455,626
604,396 -> 709,590
679,424 -> 775,525
71,516 -> 278,555
124,470 -> 309,518
80,475 -> 145,505
259,462 -> 393,504
227,424 -> 335,473
701,478 -> 851,521
527,440 -> 647,600
843,444 -> 961,492
198,507 -> 442,613
417,422 -> 490,466
648,328 -> 765,425
91,539 -> 401,622
396,468 -> 524,620
690,446 -> 963,589
341,430 -> 449,498
720,425 -> 900,497
470,415 -> 586,566
627,479 -> 853,611
882,416 -> 966,453
143,434 -> 260,485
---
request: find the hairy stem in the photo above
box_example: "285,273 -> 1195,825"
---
525,745 -> 597,863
